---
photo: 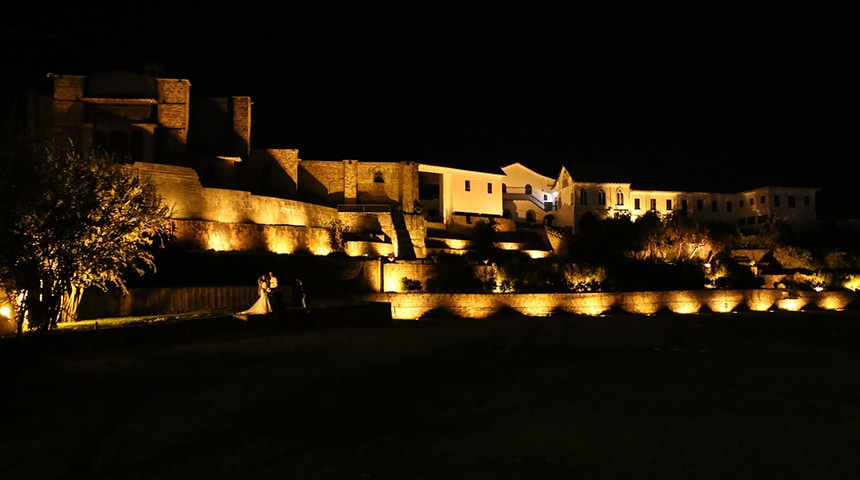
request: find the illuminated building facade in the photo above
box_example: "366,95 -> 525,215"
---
26,71 -> 821,259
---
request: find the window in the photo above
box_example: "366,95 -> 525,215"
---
739,199 -> 744,208
804,196 -> 810,206
788,195 -> 796,207
562,177 -> 569,187
696,199 -> 703,211
616,188 -> 624,206
761,195 -> 766,204
373,170 -> 384,183
650,199 -> 657,211
634,198 -> 641,210
598,189 -> 606,206
580,189 -> 588,205
666,199 -> 672,210
465,180 -> 471,192
526,210 -> 536,224
750,197 -> 755,206
487,183 -> 492,194
711,200 -> 718,212
525,184 -> 532,195
773,195 -> 780,207
682,199 -> 688,211
726,201 -> 733,212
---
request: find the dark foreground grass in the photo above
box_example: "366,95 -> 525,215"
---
2,311 -> 860,480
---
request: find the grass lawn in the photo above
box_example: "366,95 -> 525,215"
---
2,310 -> 860,479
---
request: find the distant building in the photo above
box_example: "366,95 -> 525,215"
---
24,71 -> 821,259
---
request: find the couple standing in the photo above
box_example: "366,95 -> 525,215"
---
235,271 -> 280,318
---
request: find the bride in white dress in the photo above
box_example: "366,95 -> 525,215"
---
234,274 -> 272,320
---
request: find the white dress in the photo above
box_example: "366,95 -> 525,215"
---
234,281 -> 272,319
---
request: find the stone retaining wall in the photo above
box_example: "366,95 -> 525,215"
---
76,286 -> 856,321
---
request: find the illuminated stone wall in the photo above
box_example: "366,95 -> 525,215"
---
72,286 -> 856,321
131,162 -> 337,253
362,290 -> 857,320
299,161 -> 347,205
155,78 -> 191,148
298,160 -> 419,210
245,148 -> 300,198
171,220 -> 332,255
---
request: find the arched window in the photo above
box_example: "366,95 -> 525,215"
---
525,184 -> 532,195
543,193 -> 548,201
580,188 -> 588,205
598,188 -> 606,206
526,210 -> 536,224
373,170 -> 384,183
616,188 -> 624,206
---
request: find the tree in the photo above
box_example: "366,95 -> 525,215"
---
663,210 -> 712,263
0,136 -> 172,333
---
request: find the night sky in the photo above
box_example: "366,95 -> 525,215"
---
5,5 -> 859,218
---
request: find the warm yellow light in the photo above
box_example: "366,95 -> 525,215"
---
777,297 -> 807,312
0,306 -> 10,319
815,291 -> 855,311
842,275 -> 860,291
204,231 -> 231,251
664,291 -> 702,314
444,239 -> 471,250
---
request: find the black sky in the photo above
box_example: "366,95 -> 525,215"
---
5,5 -> 859,217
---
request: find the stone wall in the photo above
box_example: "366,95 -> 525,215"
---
75,286 -> 857,322
362,290 -> 857,320
132,162 -> 338,253
156,78 -> 191,148
171,220 -> 332,254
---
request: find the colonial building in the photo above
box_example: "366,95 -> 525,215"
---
25,71 -> 821,260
